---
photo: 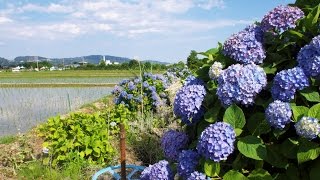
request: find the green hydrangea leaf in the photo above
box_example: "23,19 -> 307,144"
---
237,136 -> 267,160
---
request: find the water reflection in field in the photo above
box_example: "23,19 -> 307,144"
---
0,87 -> 113,136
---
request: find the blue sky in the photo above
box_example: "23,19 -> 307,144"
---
0,0 -> 295,63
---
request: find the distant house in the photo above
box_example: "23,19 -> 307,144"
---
12,66 -> 25,72
113,62 -> 120,65
50,66 -> 57,71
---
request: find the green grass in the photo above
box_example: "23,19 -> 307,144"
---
0,135 -> 16,144
0,70 -> 163,78
17,160 -> 94,180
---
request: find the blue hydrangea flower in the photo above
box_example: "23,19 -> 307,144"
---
197,122 -> 236,162
161,130 -> 189,161
295,117 -> 320,140
223,25 -> 266,64
208,62 -> 223,80
265,100 -> 292,129
111,85 -> 122,95
184,75 -> 204,86
140,160 -> 174,180
128,81 -> 136,91
297,35 -> 320,78
187,171 -> 207,180
261,5 -> 304,33
174,85 -> 206,124
271,67 -> 309,102
217,64 -> 267,106
177,150 -> 199,178
143,81 -> 149,88
119,79 -> 129,86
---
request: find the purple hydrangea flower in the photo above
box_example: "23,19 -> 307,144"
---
187,171 -> 207,180
177,150 -> 200,178
174,85 -> 206,124
261,5 -> 304,33
143,81 -> 149,88
128,81 -> 136,91
217,64 -> 267,106
209,62 -> 223,80
140,160 -> 174,180
223,25 -> 266,64
161,130 -> 189,161
111,85 -> 122,95
295,117 -> 320,140
265,100 -> 292,129
297,35 -> 320,78
197,122 -> 236,162
271,67 -> 309,102
184,75 -> 204,86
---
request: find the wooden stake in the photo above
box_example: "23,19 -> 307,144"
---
120,123 -> 126,180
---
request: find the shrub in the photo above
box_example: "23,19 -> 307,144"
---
38,104 -> 131,166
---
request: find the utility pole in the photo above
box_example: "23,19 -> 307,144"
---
36,56 -> 39,71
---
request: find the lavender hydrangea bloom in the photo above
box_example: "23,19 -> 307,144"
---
261,5 -> 304,33
208,62 -> 223,80
297,35 -> 320,78
140,160 -> 174,180
184,75 -> 204,86
197,122 -> 236,162
187,171 -> 207,180
174,85 -> 206,124
295,117 -> 320,140
140,166 -> 151,180
161,130 -> 189,161
223,25 -> 266,64
177,150 -> 200,178
217,64 -> 267,106
128,81 -> 136,91
265,100 -> 292,129
271,67 -> 309,102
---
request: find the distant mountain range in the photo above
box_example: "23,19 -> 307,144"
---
0,54 -> 168,67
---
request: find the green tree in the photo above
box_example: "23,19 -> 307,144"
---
187,50 -> 200,71
128,60 -> 139,69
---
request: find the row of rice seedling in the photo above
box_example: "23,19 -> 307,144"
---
0,87 -> 113,136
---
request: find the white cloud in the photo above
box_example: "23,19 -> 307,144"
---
0,41 -> 5,46
0,0 -> 247,40
18,3 -> 72,13
0,16 -> 12,24
197,0 -> 225,10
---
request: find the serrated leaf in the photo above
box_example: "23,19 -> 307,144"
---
291,105 -> 309,122
308,103 -> 320,119
300,88 -> 320,102
247,169 -> 272,180
85,148 -> 92,156
297,138 -> 320,164
223,104 -> 246,129
237,136 -> 267,160
223,170 -> 248,180
204,159 -> 220,177
280,138 -> 299,159
235,128 -> 243,136
305,5 -> 320,30
247,113 -> 271,136
204,102 -> 221,123
265,145 -> 288,168
310,159 -> 320,180
287,30 -> 308,41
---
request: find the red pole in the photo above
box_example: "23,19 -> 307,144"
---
120,123 -> 126,180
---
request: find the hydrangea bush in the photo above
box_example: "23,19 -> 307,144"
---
112,72 -> 170,112
146,1 -> 320,179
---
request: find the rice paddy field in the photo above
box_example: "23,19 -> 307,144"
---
0,70 -> 137,136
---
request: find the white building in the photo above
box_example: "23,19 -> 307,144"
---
102,55 -> 112,65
